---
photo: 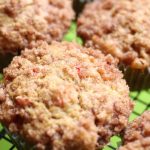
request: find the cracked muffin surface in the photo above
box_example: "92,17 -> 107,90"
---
119,111 -> 150,150
0,41 -> 133,150
78,0 -> 150,69
0,0 -> 74,53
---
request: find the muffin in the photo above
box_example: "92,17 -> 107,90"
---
77,0 -> 150,89
119,111 -> 150,150
0,41 -> 133,150
0,0 -> 74,53
78,0 -> 150,69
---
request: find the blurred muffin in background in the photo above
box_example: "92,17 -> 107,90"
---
0,0 -> 74,53
0,41 -> 133,150
119,111 -> 150,150
78,0 -> 150,70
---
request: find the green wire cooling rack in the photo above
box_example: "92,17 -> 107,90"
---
0,23 -> 150,150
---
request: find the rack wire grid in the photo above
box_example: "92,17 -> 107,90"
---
0,23 -> 150,150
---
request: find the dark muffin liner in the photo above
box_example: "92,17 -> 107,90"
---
73,0 -> 94,16
119,64 -> 150,91
0,53 -> 16,72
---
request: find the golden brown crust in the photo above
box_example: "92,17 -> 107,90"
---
0,0 -> 74,53
119,111 -> 150,150
78,0 -> 150,69
0,41 -> 133,150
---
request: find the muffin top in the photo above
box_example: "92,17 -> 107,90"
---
119,111 -> 150,150
119,137 -> 150,150
0,0 -> 74,53
0,41 -> 133,150
78,0 -> 150,69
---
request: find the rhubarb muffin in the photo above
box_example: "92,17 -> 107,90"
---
78,0 -> 150,69
0,41 -> 133,150
119,111 -> 150,150
0,0 -> 74,53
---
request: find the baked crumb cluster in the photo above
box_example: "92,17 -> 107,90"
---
0,41 -> 133,150
78,0 -> 150,69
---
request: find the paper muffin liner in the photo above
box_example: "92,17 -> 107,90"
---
119,63 -> 150,91
73,0 -> 94,16
0,53 -> 16,72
